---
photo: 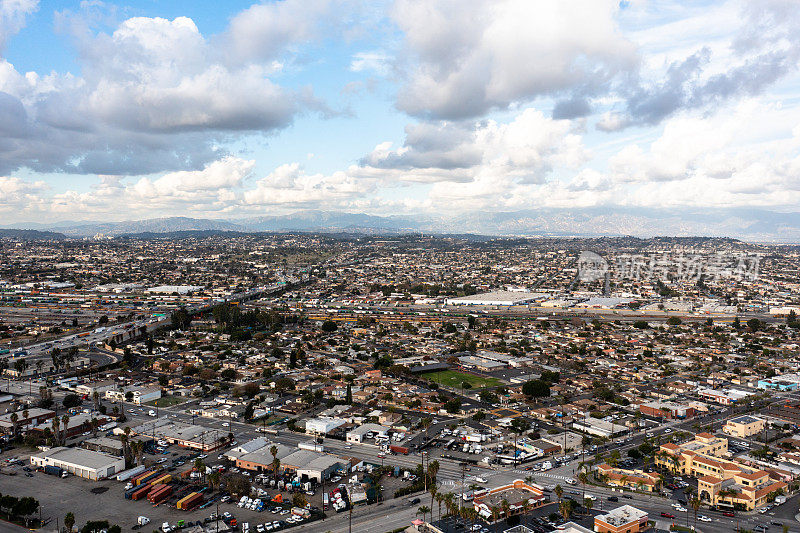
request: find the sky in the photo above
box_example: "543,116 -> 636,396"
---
1,0 -> 800,224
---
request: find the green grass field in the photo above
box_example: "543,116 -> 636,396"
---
146,395 -> 187,407
426,370 -> 501,389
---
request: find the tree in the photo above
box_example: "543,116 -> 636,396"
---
583,497 -> 593,515
81,520 -> 110,533
321,320 -> 338,332
522,379 -> 550,398
170,307 -> 192,330
510,417 -> 531,467
554,484 -> 563,504
443,398 -> 461,414
270,445 -> 280,485
559,500 -> 571,521
292,492 -> 307,508
416,505 -> 431,524
64,512 -> 76,532
225,474 -> 251,497
690,496 -> 701,529
63,394 -> 81,408
747,318 -> 762,331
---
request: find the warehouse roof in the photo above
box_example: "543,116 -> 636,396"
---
32,447 -> 121,469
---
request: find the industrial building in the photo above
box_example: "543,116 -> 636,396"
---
30,447 -> 124,480
446,291 -> 545,306
125,417 -> 227,451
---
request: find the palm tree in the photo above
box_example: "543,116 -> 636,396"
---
92,391 -> 100,412
690,496 -> 701,529
578,471 -> 589,505
500,498 -> 510,522
434,492 -> 444,521
554,484 -> 563,505
270,445 -> 280,484
22,409 -> 29,432
417,505 -> 431,524
9,413 -> 18,439
61,414 -> 69,443
584,497 -> 593,515
51,416 -> 60,445
559,500 -> 571,522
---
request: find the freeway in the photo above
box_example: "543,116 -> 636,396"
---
5,285 -> 286,368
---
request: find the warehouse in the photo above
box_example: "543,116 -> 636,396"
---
30,447 -> 124,480
446,291 -> 545,306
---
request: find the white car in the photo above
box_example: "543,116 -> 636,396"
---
698,516 -> 711,522
675,506 -> 687,512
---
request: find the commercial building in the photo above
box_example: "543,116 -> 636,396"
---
596,464 -> 661,492
723,415 -> 766,438
697,387 -> 751,405
697,468 -> 787,511
305,417 -> 347,436
0,408 -> 55,435
473,480 -> 547,522
639,401 -> 696,420
594,505 -> 649,533
656,433 -> 728,474
105,385 -> 161,405
346,423 -> 389,444
30,447 -> 124,480
571,416 -> 627,438
82,436 -> 125,456
126,417 -> 226,451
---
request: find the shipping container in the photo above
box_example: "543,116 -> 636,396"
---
389,445 -> 409,455
150,474 -> 172,486
131,485 -> 152,501
148,485 -> 173,504
135,471 -> 163,486
131,469 -> 157,486
176,492 -> 204,511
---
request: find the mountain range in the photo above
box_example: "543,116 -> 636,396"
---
6,208 -> 800,242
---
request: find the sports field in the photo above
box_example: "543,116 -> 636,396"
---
426,370 -> 501,389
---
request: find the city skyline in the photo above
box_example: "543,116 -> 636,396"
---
1,0 -> 800,227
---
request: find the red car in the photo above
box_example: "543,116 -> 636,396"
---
660,512 -> 675,519
722,511 -> 735,517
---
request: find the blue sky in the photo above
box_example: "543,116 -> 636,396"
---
1,0 -> 800,223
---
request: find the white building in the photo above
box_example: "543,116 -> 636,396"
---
105,385 -> 161,405
446,291 -> 546,306
30,447 -> 124,480
346,423 -> 389,444
305,418 -> 347,436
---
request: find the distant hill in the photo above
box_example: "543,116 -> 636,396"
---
6,207 -> 800,242
0,229 -> 66,240
56,216 -> 245,237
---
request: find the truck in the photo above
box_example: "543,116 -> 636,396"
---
389,445 -> 409,455
137,517 -> 150,526
44,465 -> 65,477
298,442 -> 324,453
